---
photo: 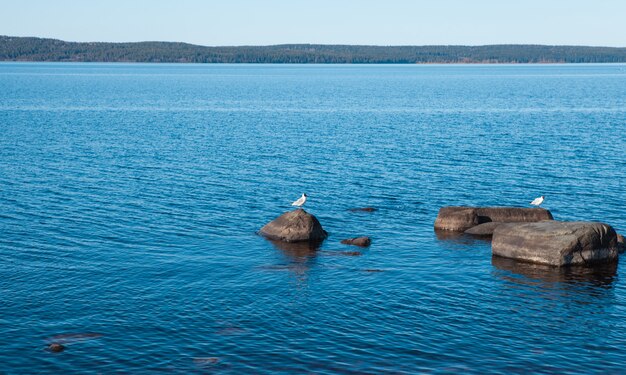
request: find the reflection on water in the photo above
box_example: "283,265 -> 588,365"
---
434,230 -> 492,249
492,256 -> 617,288
263,239 -> 321,283
267,239 -> 322,258
434,229 -> 465,242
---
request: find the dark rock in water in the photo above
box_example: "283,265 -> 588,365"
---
434,207 -> 480,231
340,236 -> 371,247
348,207 -> 377,212
464,222 -> 503,237
492,221 -> 619,266
47,343 -> 65,353
259,209 -> 327,243
617,233 -> 625,253
434,206 -> 553,232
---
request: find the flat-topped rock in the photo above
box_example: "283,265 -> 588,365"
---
492,221 -> 619,266
434,207 -> 480,231
476,207 -> 553,223
259,209 -> 328,243
434,206 -> 553,232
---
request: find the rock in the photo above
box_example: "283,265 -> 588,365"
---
464,222 -> 502,237
434,206 -> 553,232
617,233 -> 625,253
47,343 -> 65,353
492,221 -> 619,266
259,209 -> 327,243
340,236 -> 371,247
348,207 -> 377,212
476,207 -> 553,223
434,207 -> 480,231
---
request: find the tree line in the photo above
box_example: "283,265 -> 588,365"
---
2,36 -> 626,63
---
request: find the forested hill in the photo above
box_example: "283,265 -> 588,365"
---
2,36 -> 626,63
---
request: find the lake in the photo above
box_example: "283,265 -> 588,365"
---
1,63 -> 625,373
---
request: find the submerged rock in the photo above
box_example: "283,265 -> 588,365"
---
340,236 -> 372,247
321,250 -> 362,256
492,221 -> 619,266
259,209 -> 327,243
434,206 -> 553,232
193,357 -> 220,365
348,207 -> 377,212
47,343 -> 65,353
464,222 -> 502,237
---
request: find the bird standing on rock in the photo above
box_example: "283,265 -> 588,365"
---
291,193 -> 307,207
530,196 -> 545,206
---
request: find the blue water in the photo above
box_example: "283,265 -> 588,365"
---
1,63 -> 626,373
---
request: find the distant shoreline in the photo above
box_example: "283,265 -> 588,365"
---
3,61 -> 626,66
2,36 -> 626,64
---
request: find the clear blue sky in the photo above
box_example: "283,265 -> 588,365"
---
2,0 -> 625,46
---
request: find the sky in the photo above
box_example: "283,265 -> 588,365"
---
1,0 -> 625,47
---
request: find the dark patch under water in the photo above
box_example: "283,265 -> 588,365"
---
1,63 -> 625,373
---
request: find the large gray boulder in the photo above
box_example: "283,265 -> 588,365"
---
259,209 -> 328,243
492,221 -> 619,266
434,206 -> 553,232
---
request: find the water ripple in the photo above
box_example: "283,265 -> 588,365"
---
1,63 -> 625,373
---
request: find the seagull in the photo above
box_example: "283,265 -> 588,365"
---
530,196 -> 545,206
291,193 -> 307,207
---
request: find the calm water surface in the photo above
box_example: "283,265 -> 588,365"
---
1,63 -> 625,373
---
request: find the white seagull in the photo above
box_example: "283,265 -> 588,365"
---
530,196 -> 545,206
291,193 -> 307,207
